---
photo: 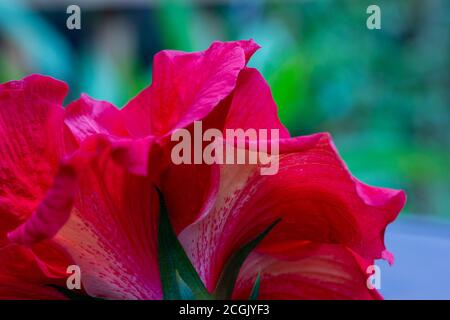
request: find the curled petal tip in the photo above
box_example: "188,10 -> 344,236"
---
382,250 -> 395,266
7,164 -> 77,246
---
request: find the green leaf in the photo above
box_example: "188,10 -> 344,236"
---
157,189 -> 211,300
213,219 -> 281,300
248,273 -> 261,300
175,271 -> 196,300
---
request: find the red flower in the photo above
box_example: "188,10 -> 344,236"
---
1,40 -> 405,300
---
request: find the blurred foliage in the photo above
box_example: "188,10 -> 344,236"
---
0,0 -> 449,217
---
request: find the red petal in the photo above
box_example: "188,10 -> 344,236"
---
232,242 -> 382,300
0,75 -> 68,235
76,41 -> 264,236
65,94 -> 154,176
122,40 -> 259,138
52,159 -> 161,299
161,66 -> 289,233
179,133 -> 405,291
7,90 -> 160,298
0,245 -> 67,299
161,160 -> 220,234
7,163 -> 77,246
65,94 -> 130,143
0,75 -> 83,299
8,136 -> 161,299
223,67 -> 290,138
0,74 -> 70,260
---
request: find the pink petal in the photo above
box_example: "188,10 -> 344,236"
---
179,133 -> 405,291
0,245 -> 67,299
161,159 -> 220,234
0,74 -> 67,239
7,91 -> 162,298
223,67 -> 290,138
7,163 -> 77,246
232,242 -> 382,300
0,75 -> 84,298
65,94 -> 130,143
122,40 -> 259,138
7,135 -> 161,299
52,159 -> 161,299
65,94 -> 154,176
161,66 -> 290,233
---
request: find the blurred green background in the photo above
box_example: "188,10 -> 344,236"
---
0,0 -> 449,219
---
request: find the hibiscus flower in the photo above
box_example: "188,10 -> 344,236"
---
0,40 -> 406,300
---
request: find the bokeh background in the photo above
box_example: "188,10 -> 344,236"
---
0,0 -> 449,299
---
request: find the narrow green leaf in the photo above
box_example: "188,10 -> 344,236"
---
157,189 -> 211,300
213,219 -> 281,300
176,271 -> 196,300
249,273 -> 261,300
